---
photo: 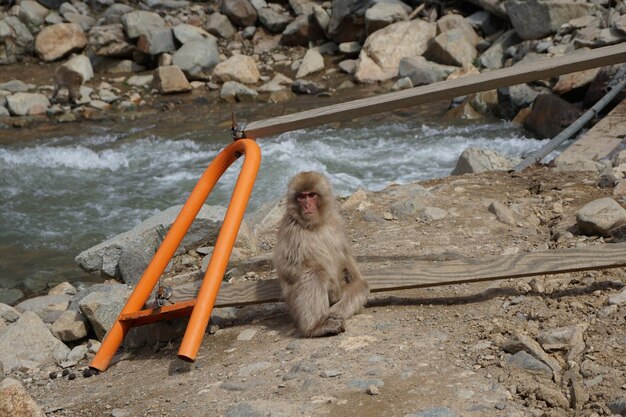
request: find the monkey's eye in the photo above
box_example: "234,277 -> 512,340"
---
297,192 -> 317,201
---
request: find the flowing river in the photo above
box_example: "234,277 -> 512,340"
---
0,100 -> 554,299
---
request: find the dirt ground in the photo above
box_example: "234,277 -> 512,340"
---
22,166 -> 626,417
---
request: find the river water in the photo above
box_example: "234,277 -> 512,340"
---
0,99 -> 553,298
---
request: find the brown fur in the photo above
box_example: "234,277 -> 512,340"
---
53,66 -> 83,104
273,171 -> 369,337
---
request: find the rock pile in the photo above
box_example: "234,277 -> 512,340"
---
1,0 -> 626,135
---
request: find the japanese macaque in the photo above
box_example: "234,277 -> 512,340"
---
53,66 -> 83,104
273,171 -> 369,337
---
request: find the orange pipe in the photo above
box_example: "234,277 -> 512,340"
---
90,139 -> 261,372
177,138 -> 260,361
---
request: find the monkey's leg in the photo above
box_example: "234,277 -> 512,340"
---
287,275 -> 345,337
329,279 -> 368,319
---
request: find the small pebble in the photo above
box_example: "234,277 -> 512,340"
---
366,385 -> 380,395
49,372 -> 57,380
68,373 -> 76,380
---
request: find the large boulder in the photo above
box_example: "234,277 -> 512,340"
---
505,0 -> 594,40
204,12 -> 236,39
121,10 -> 166,40
354,20 -> 436,83
477,29 -> 521,69
35,23 -> 87,61
327,0 -> 369,43
213,54 -> 261,84
88,24 -> 135,58
437,14 -> 480,47
75,204 -> 227,280
0,16 -> 35,64
451,147 -> 520,175
523,94 -> 582,139
6,93 -> 50,116
136,28 -> 176,56
576,198 -> 626,237
0,311 -> 70,373
220,81 -> 259,102
172,38 -> 220,80
427,28 -> 477,67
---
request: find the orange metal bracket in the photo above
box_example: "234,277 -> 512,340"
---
90,138 -> 261,372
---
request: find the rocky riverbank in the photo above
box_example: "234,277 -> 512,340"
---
1,0 -> 626,135
2,154 -> 626,415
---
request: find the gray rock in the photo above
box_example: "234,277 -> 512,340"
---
258,8 -> 292,33
428,28 -> 477,67
221,0 -> 258,28
291,79 -> 325,95
502,332 -> 562,381
312,4 -> 330,35
172,23 -> 214,44
66,344 -> 89,362
213,54 -> 261,84
102,4 -> 135,24
88,24 -> 134,58
0,288 -> 24,306
398,56 -> 457,86
76,204 -> 225,279
52,310 -> 89,342
327,0 -> 367,43
15,293 -> 71,319
0,377 -> 46,417
391,77 -> 413,90
507,350 -> 553,377
437,13 -> 480,46
405,407 -> 458,417
225,402 -> 265,417
0,80 -> 34,93
0,303 -> 20,323
452,147 -> 519,175
280,13 -> 325,47
64,11 -> 97,31
204,12 -> 236,39
0,16 -> 35,64
505,0 -> 594,40
467,10 -> 500,36
477,29 -> 521,69
19,0 -> 50,27
338,59 -> 357,74
497,83 -> 543,119
172,38 -> 220,81
488,201 -> 516,226
0,311 -> 70,373
220,80 -> 259,102
576,197 -> 626,237
537,324 -> 586,361
121,10 -> 166,40
608,288 -> 626,306
6,92 -> 50,116
338,41 -> 361,57
78,283 -> 132,340
365,2 -> 408,35
137,27 -> 176,55
348,379 -> 384,390
296,48 -> 324,78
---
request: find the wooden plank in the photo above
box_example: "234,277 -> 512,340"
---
207,243 -> 626,307
556,97 -> 626,162
243,43 -> 626,138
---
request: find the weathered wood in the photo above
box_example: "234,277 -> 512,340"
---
243,43 -> 626,138
156,243 -> 626,307
556,96 -> 626,162
129,243 -> 626,323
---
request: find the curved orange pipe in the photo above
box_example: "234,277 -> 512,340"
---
90,139 -> 261,372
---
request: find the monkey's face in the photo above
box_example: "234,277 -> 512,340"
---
297,191 -> 319,219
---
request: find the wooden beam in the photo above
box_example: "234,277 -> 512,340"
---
159,242 -> 626,307
243,43 -> 626,138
